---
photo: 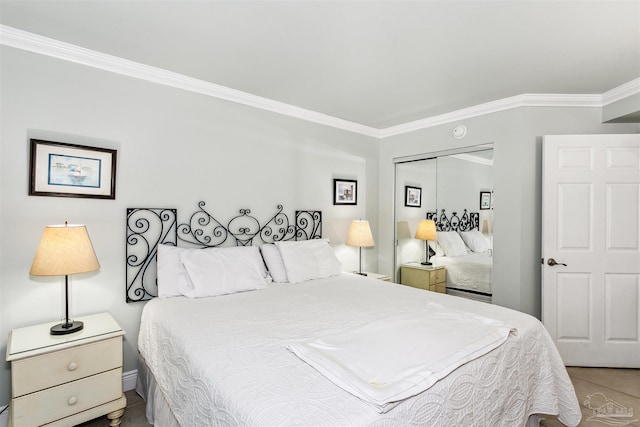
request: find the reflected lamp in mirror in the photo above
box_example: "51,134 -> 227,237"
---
30,222 -> 100,335
346,220 -> 375,276
415,219 -> 436,266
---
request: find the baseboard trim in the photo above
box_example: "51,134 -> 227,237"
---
123,369 -> 138,392
0,407 -> 8,427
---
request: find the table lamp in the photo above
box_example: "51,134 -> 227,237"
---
346,220 -> 374,276
415,219 -> 436,266
30,222 -> 100,335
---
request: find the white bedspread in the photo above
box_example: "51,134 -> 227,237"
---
287,303 -> 514,412
138,274 -> 581,427
433,252 -> 492,294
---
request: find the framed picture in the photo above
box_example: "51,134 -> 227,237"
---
404,186 -> 422,207
29,139 -> 117,199
480,191 -> 491,210
333,179 -> 357,205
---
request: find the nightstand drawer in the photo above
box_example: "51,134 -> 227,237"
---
400,264 -> 447,293
11,337 -> 122,397
431,284 -> 446,293
11,367 -> 122,427
400,267 -> 431,290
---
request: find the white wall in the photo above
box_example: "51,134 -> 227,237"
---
379,107 -> 639,319
436,154 -> 493,234
394,159 -> 437,269
0,46 -> 379,404
436,155 -> 492,214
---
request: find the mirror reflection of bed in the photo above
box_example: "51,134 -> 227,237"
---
394,147 -> 494,302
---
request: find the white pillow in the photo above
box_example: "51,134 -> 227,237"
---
179,248 -> 267,298
156,244 -> 196,298
275,239 -> 342,283
261,244 -> 289,283
459,230 -> 491,253
436,231 -> 468,257
428,240 -> 444,257
217,245 -> 270,280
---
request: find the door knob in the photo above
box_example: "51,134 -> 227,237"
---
547,258 -> 567,267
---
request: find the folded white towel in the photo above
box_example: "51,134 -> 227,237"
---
287,302 -> 515,413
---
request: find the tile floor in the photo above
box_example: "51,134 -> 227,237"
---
541,367 -> 639,427
76,390 -> 150,427
80,368 -> 639,426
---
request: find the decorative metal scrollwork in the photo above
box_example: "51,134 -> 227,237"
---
126,208 -> 177,302
177,202 -> 321,247
295,210 -> 322,241
426,209 -> 479,232
125,203 -> 322,303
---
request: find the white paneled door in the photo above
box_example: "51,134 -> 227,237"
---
542,134 -> 640,367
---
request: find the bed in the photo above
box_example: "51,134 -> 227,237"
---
432,252 -> 492,302
427,209 -> 493,302
128,204 -> 580,427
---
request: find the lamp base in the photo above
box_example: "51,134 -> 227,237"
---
420,261 -> 433,266
50,320 -> 84,335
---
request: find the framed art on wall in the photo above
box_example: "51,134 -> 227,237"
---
404,186 -> 422,207
333,179 -> 357,205
480,191 -> 491,210
29,139 -> 117,199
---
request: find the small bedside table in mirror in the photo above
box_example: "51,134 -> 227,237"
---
400,263 -> 446,293
6,312 -> 127,427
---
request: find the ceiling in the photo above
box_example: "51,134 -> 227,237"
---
1,1 -> 639,129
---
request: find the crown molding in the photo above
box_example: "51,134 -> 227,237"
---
0,25 -> 380,138
379,93 -> 603,138
1,25 -> 636,140
601,78 -> 640,106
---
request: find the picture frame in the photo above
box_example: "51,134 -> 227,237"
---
404,186 -> 422,207
333,179 -> 357,205
480,191 -> 491,210
29,139 -> 117,199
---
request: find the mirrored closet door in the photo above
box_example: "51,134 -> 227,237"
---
394,147 -> 494,302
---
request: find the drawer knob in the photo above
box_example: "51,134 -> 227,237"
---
67,362 -> 78,371
68,396 -> 78,406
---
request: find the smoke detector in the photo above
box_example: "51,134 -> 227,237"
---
453,125 -> 467,139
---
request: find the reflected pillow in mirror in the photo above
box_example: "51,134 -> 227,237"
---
459,230 -> 491,253
428,240 -> 445,257
436,231 -> 468,257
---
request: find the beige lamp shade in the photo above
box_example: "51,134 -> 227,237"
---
30,224 -> 100,276
346,220 -> 375,247
415,219 -> 437,241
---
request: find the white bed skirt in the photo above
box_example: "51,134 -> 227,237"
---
136,353 -> 549,427
136,354 -> 180,427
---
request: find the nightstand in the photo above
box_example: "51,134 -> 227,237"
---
363,272 -> 392,282
6,312 -> 127,427
400,263 -> 446,293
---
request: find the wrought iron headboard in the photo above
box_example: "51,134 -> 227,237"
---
426,209 -> 479,232
126,202 -> 322,302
